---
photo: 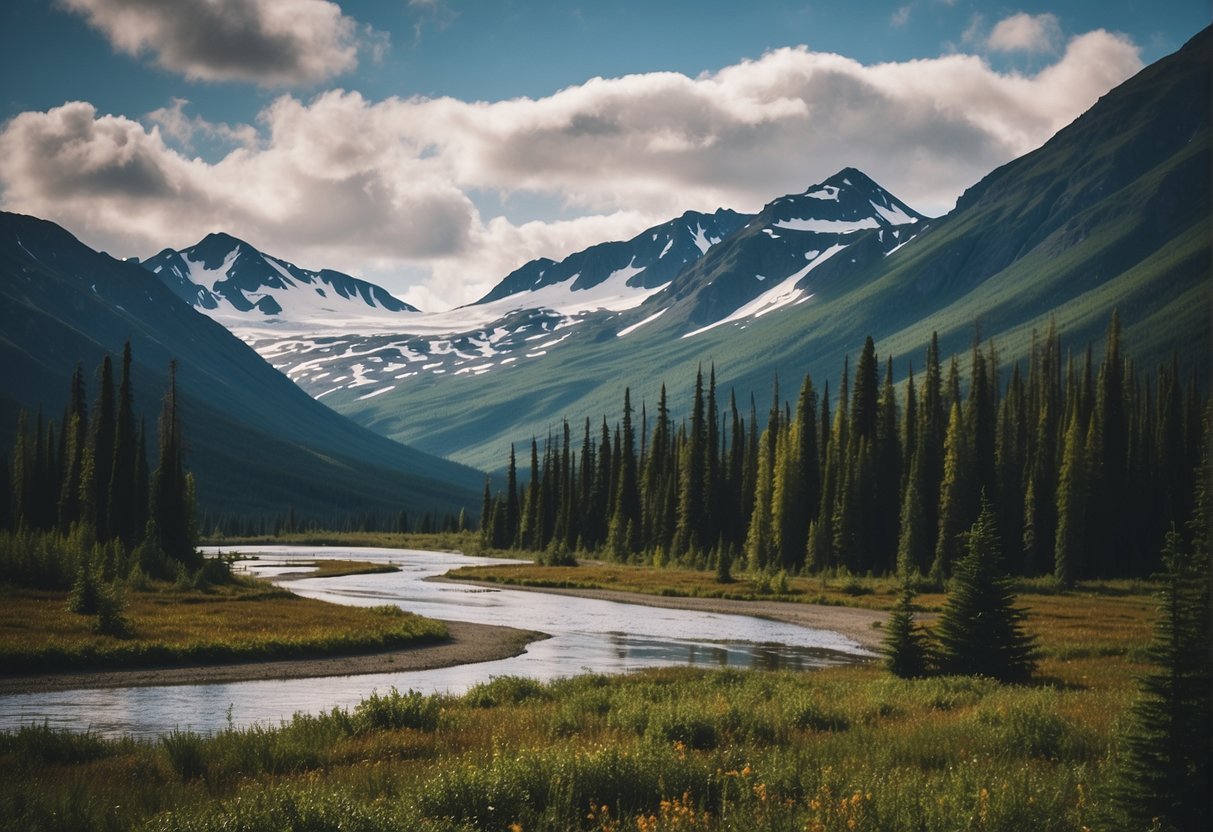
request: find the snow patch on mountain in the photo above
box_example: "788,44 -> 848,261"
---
616,305 -> 670,337
682,243 -> 847,339
773,217 -> 880,233
689,222 -> 723,254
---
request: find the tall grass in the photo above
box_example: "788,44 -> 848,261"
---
1,664 -> 1136,831
0,583 -> 447,674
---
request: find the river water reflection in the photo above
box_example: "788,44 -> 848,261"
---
0,546 -> 874,738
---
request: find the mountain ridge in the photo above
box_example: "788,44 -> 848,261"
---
0,211 -> 482,521
142,232 -> 420,333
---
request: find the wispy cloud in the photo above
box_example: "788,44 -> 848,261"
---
144,98 -> 259,151
407,0 -> 458,45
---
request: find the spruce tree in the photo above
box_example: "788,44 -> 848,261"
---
934,494 -> 1036,682
931,402 -> 971,580
675,370 -> 706,555
147,361 -> 197,569
10,411 -> 28,530
874,358 -> 902,570
108,341 -> 139,546
134,417 -> 150,538
883,582 -> 928,678
58,366 -> 88,531
745,425 -> 776,572
87,355 -> 116,540
479,476 -> 491,537
1112,527 -> 1211,831
896,448 -> 931,576
772,419 -> 805,571
520,438 -> 540,549
506,443 -> 520,547
704,366 -> 721,546
1053,408 -> 1087,587
607,389 -> 640,558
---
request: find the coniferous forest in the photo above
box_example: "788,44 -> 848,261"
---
483,313 -> 1207,583
0,342 -> 201,588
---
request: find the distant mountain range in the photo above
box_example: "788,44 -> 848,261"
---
145,167 -> 927,404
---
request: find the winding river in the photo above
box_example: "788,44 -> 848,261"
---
0,546 -> 873,738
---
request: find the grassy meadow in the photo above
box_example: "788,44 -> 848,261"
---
0,573 -> 445,675
0,566 -> 1158,831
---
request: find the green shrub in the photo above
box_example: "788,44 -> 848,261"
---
67,559 -> 101,615
973,691 -> 1093,760
0,723 -> 115,766
786,694 -> 850,732
94,585 -> 132,638
353,688 -> 441,733
465,676 -> 551,708
161,729 -> 207,782
646,703 -> 719,749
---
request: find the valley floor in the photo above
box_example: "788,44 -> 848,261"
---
0,619 -> 542,695
0,580 -> 883,694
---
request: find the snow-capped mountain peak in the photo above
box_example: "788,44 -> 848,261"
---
472,207 -> 752,313
141,233 -> 420,333
762,168 -> 926,233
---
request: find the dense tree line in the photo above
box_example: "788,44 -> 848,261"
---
1,344 -> 200,585
200,506 -> 470,538
484,313 -> 1207,581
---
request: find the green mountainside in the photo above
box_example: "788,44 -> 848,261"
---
0,213 -> 483,523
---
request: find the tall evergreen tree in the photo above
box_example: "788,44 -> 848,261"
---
9,412 -> 28,530
675,370 -> 707,555
1112,525 -> 1212,831
704,366 -> 720,546
902,365 -> 917,491
1024,328 -> 1061,576
108,341 -> 139,546
134,417 -> 149,538
521,438 -> 540,549
1095,311 -> 1129,576
1053,408 -> 1088,587
505,444 -> 520,547
770,422 -> 802,570
147,361 -> 197,568
607,389 -> 640,558
87,356 -> 116,540
479,476 -> 492,536
896,448 -> 931,576
58,365 -> 88,531
995,363 -> 1027,570
873,357 -> 902,570
934,494 -> 1036,682
883,581 -> 928,678
850,337 -> 879,442
931,402 -> 972,580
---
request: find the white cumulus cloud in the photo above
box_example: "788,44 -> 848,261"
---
58,0 -> 379,86
0,30 -> 1142,310
987,12 -> 1063,54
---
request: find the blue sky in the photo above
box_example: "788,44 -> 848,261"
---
0,1 -> 1207,309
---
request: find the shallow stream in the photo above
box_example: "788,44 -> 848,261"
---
0,546 -> 872,738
